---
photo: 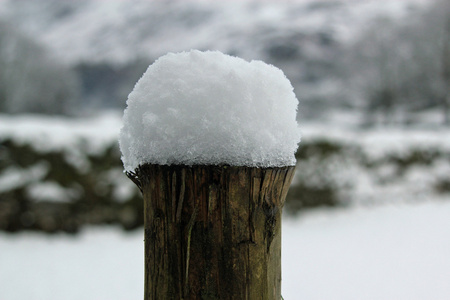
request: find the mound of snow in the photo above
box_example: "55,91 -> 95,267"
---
119,50 -> 301,170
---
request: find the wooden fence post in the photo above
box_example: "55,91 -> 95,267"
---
120,50 -> 301,299
127,164 -> 295,300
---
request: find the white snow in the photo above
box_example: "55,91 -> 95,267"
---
0,228 -> 144,300
26,181 -> 77,203
119,50 -> 301,170
0,112 -> 121,155
1,202 -> 450,300
0,163 -> 49,193
283,203 -> 450,300
0,112 -> 121,174
301,123 -> 450,160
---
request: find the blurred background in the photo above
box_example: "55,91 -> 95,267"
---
0,0 -> 449,299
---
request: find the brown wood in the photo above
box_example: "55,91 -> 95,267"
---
128,164 -> 295,300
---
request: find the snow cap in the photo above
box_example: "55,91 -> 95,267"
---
119,50 -> 301,171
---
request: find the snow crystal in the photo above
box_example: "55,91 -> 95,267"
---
119,50 -> 301,171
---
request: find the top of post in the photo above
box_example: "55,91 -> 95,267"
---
119,50 -> 301,171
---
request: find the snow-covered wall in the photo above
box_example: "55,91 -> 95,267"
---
1,113 -> 449,233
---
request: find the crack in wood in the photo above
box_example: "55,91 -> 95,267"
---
184,202 -> 198,297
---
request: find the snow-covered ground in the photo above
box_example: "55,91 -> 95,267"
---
1,201 -> 449,300
283,202 -> 450,300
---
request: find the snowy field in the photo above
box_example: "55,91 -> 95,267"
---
1,201 -> 450,300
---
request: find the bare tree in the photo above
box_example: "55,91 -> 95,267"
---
441,4 -> 450,124
406,0 -> 450,124
0,20 -> 79,115
341,16 -> 408,126
341,0 -> 450,126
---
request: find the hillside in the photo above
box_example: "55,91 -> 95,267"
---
0,0 -> 437,118
0,0 -> 426,65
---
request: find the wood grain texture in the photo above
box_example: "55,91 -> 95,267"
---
130,164 -> 295,300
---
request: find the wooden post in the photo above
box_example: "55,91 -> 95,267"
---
128,164 -> 295,300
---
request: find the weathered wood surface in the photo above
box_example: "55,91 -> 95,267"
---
128,164 -> 295,300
